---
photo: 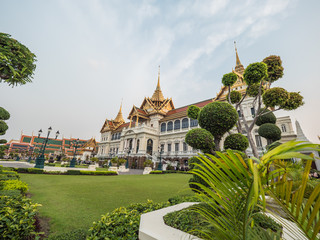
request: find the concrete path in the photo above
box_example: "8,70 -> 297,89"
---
118,169 -> 144,175
0,161 -> 90,172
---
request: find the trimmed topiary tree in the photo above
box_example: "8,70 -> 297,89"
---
187,105 -> 201,120
221,55 -> 304,157
0,107 -> 10,158
224,133 -> 249,151
185,128 -> 215,154
255,109 -> 276,126
258,123 -> 281,142
229,91 -> 241,104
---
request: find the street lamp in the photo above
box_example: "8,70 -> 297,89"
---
70,138 -> 80,168
157,146 -> 164,170
124,147 -> 131,168
35,127 -> 59,169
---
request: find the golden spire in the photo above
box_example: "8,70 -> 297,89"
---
114,101 -> 125,123
151,65 -> 165,102
234,41 -> 244,75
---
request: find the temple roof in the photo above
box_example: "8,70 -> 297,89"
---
234,41 -> 245,75
114,103 -> 125,123
151,68 -> 165,102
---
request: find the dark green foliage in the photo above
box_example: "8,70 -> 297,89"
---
67,170 -> 81,175
198,102 -> 238,138
256,109 -> 276,126
87,200 -> 170,240
262,87 -> 289,108
0,32 -> 37,87
149,170 -> 164,174
0,139 -> 7,144
0,189 -> 21,197
281,92 -> 304,110
185,128 -> 215,153
27,168 -> 44,174
0,120 -> 8,133
229,90 -> 241,104
188,156 -> 201,170
243,62 -> 268,85
79,170 -> 117,176
187,105 -> 201,120
167,195 -> 199,205
266,141 -> 282,151
224,133 -> 249,151
15,168 -> 29,173
0,107 -> 10,120
222,72 -> 237,86
262,55 -> 284,83
247,84 -> 264,97
258,123 -> 281,141
0,195 -> 40,239
47,229 -> 87,240
253,213 -> 282,233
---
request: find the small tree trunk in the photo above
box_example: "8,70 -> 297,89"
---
246,130 -> 259,158
214,137 -> 221,151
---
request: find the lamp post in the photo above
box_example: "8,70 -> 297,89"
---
124,147 -> 130,168
157,146 -> 164,170
70,138 -> 80,168
35,127 -> 59,169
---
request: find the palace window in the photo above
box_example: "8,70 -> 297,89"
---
190,119 -> 198,127
167,121 -> 173,131
161,123 -> 166,132
255,135 -> 262,147
183,142 -> 188,152
168,143 -> 171,152
237,110 -> 242,117
174,120 -> 180,130
251,107 -> 255,117
175,143 -> 179,152
136,140 -> 140,153
281,124 -> 287,132
182,118 -> 189,129
160,144 -> 164,152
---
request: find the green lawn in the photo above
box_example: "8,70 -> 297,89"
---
20,174 -> 192,236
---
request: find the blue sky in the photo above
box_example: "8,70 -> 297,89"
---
0,0 -> 319,143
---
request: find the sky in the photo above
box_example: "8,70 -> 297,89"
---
0,0 -> 319,143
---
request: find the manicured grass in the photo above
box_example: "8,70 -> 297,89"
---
21,174 -> 192,236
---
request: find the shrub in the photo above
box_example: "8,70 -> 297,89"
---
0,172 -> 20,181
87,200 -> 170,240
0,107 -> 10,120
229,90 -> 241,104
93,171 -> 117,176
167,195 -> 199,205
2,179 -> 28,193
15,168 -> 29,173
247,84 -> 264,97
143,159 -> 153,167
188,156 -> 201,170
47,229 -> 87,240
45,163 -> 56,166
0,195 -> 40,239
243,62 -> 268,85
67,170 -> 81,175
187,105 -> 201,120
185,128 -> 215,153
258,123 -> 281,141
27,168 -> 43,174
0,189 -> 21,197
281,92 -> 304,110
149,170 -> 163,174
253,213 -> 282,233
262,55 -> 284,83
118,158 -> 127,165
222,72 -> 237,86
224,133 -> 249,151
255,109 -> 276,126
262,87 -> 289,108
198,102 -> 238,139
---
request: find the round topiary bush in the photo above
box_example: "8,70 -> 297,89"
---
243,62 -> 268,85
281,92 -> 304,110
262,55 -> 284,82
223,133 -> 249,151
246,84 -> 264,97
185,128 -> 215,153
255,109 -> 276,126
198,102 -> 238,138
222,72 -> 237,86
187,105 -> 201,120
258,123 -> 281,141
0,120 -> 8,133
262,87 -> 289,108
229,90 -> 241,104
0,107 -> 10,120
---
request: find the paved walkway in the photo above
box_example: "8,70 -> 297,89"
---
118,169 -> 144,175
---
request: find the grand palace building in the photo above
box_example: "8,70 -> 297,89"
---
96,49 -> 298,169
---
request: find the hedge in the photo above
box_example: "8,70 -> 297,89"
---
150,170 -> 190,174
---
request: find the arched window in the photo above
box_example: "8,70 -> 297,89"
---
174,120 -> 180,130
167,121 -> 173,131
182,118 -> 189,129
190,119 -> 198,127
281,124 -> 287,132
161,123 -> 166,132
183,142 -> 188,152
111,134 -> 114,140
136,139 -> 140,153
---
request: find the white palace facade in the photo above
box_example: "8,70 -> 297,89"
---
96,50 -> 297,169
